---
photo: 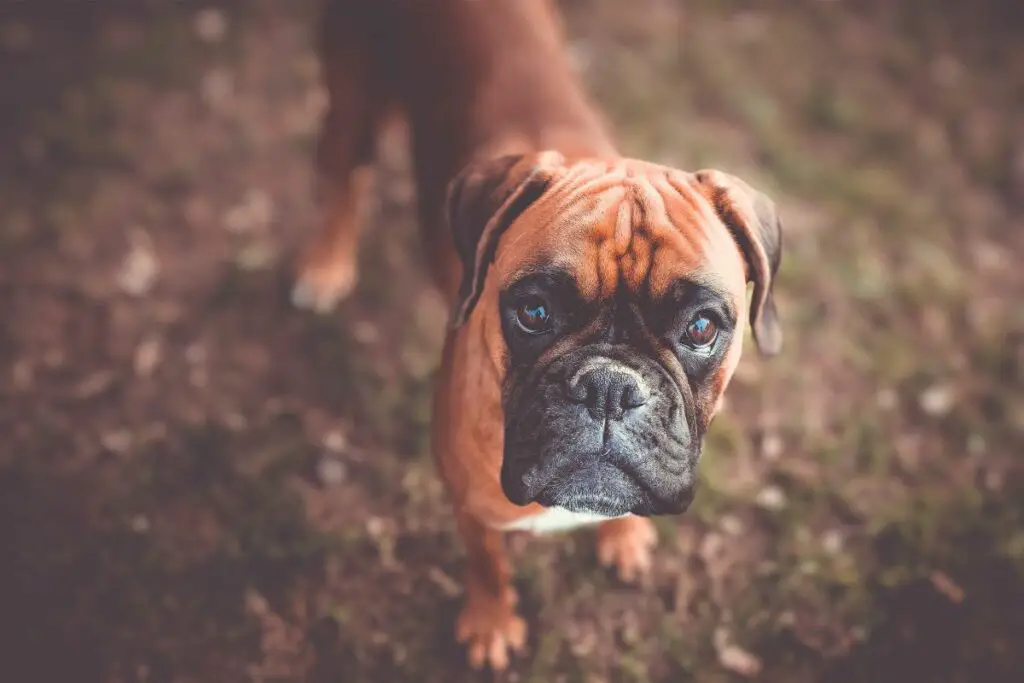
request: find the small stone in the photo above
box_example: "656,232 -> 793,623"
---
799,559 -> 821,575
821,529 -> 844,555
101,430 -> 133,454
718,645 -> 763,677
698,531 -> 725,565
322,430 -> 349,453
244,589 -> 269,616
619,613 -> 641,646
194,8 -> 228,43
876,388 -> 898,411
714,628 -> 762,677
224,189 -> 274,234
760,432 -> 783,460
719,514 -> 744,536
353,321 -> 379,345
427,567 -> 462,598
365,516 -> 386,538
43,349 -> 65,368
130,515 -> 150,533
919,384 -> 955,417
316,457 -> 347,486
189,368 -> 208,388
930,54 -> 963,88
929,571 -> 965,603
75,371 -> 115,399
224,413 -> 247,431
200,67 -> 234,108
117,232 -> 160,296
972,240 -> 1010,271
982,466 -> 1004,493
133,338 -> 162,377
223,207 -> 249,234
755,485 -> 787,511
567,624 -> 598,659
915,120 -> 950,158
245,190 -> 273,227
285,86 -> 329,135
185,342 -> 207,365
11,360 -> 32,389
233,241 -> 277,271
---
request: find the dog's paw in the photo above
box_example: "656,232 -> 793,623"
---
596,516 -> 658,584
456,589 -> 527,671
291,258 -> 357,314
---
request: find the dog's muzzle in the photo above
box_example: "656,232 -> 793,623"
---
501,350 -> 699,517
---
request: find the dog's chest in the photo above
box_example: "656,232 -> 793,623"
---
498,507 -> 623,535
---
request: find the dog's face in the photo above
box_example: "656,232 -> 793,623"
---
447,152 -> 782,518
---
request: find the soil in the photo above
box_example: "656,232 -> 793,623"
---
1,1 -> 1022,682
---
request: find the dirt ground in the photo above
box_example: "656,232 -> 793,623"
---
1,1 -> 1022,682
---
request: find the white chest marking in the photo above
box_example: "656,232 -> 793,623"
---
498,507 -> 625,535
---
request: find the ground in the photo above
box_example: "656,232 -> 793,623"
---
1,1 -> 1022,682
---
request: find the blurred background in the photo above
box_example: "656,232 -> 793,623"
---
1,0 -> 1022,681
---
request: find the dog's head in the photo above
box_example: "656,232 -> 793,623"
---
447,152 -> 782,518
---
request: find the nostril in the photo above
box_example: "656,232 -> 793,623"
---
566,377 -> 590,404
566,370 -> 608,416
620,382 -> 648,410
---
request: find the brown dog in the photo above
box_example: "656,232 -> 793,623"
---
292,0 -> 783,671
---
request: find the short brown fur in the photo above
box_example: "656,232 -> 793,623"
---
294,0 -> 782,670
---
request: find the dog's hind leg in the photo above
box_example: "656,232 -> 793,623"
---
292,0 -> 388,313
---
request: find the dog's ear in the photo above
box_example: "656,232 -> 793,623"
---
446,152 -> 563,328
693,169 -> 783,356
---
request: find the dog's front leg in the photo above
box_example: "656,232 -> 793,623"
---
454,512 -> 526,671
597,515 -> 658,584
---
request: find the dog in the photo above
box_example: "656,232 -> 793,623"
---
291,0 -> 783,671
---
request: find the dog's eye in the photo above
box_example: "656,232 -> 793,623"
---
684,312 -> 718,348
514,297 -> 553,334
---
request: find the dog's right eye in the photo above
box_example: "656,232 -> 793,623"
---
514,297 -> 553,334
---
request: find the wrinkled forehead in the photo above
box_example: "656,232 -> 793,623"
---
492,160 -> 748,303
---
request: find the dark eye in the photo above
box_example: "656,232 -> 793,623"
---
684,312 -> 718,348
514,297 -> 553,334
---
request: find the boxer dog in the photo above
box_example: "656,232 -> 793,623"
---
292,0 -> 783,670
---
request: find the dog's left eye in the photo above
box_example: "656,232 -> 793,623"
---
514,297 -> 553,334
683,312 -> 718,348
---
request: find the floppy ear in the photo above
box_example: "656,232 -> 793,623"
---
446,152 -> 562,328
693,169 -> 783,356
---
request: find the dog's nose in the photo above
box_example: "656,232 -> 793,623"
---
566,366 -> 649,420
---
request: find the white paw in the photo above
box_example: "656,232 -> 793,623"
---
290,266 -> 356,314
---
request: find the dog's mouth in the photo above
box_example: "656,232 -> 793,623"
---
531,461 -> 650,517
509,455 -> 697,517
